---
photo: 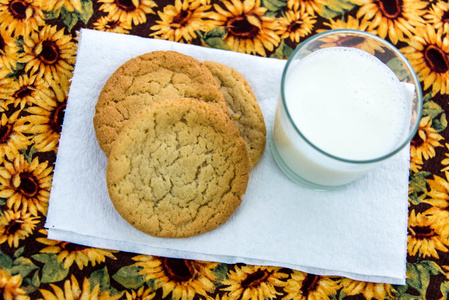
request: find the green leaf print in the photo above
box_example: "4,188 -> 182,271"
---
318,0 -> 357,19
31,270 -> 41,288
79,0 -> 94,25
112,265 -> 146,289
32,253 -> 69,283
0,249 -> 13,269
261,0 -> 287,13
395,261 -> 444,299
422,99 -> 447,133
386,57 -> 411,82
14,247 -> 25,259
19,147 -> 37,164
212,263 -> 229,282
432,112 -> 447,133
408,171 -> 431,206
441,280 -> 449,300
423,101 -> 444,120
89,267 -> 111,290
22,270 -> 41,294
271,40 -> 294,59
60,8 -> 79,32
45,0 -> 94,31
201,27 -> 230,51
89,267 -> 123,296
11,257 -> 39,279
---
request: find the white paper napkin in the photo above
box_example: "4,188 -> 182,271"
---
45,28 -> 409,285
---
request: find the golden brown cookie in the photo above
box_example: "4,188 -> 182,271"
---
106,98 -> 250,238
94,51 -> 227,157
204,61 -> 266,168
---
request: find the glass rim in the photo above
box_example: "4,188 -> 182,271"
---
280,29 -> 424,164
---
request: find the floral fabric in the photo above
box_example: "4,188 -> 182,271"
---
0,0 -> 448,299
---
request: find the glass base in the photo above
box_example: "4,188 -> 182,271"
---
269,135 -> 346,191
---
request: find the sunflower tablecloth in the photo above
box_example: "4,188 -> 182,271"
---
0,0 -> 448,299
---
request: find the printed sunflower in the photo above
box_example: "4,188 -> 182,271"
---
36,229 -> 118,270
0,0 -> 45,37
410,153 -> 423,173
42,0 -> 82,12
0,155 -> 53,216
2,74 -> 53,109
319,15 -> 372,32
283,270 -> 340,300
92,15 -> 132,34
0,209 -> 40,248
0,108 -> 30,164
98,0 -> 157,26
287,0 -> 328,16
340,279 -> 395,300
132,255 -> 219,300
124,286 -> 156,300
0,27 -> 22,72
209,0 -> 280,56
316,16 -> 384,55
15,75 -> 69,153
220,265 -> 288,300
400,25 -> 449,96
408,209 -> 449,259
0,70 -> 13,111
424,0 -> 449,33
21,25 -> 76,84
39,275 -> 123,300
409,116 -> 444,166
150,0 -> 218,43
0,269 -> 29,300
423,206 -> 449,243
422,172 -> 449,208
441,144 -> 449,172
276,4 -> 316,43
353,0 -> 427,44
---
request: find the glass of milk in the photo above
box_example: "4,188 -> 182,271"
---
271,29 -> 423,190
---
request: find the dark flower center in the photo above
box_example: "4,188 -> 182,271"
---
173,10 -> 191,27
116,0 -> 136,12
410,130 -> 423,147
10,0 -> 27,20
228,16 -> 260,38
0,34 -> 5,53
18,172 -> 38,197
162,257 -> 196,282
424,45 -> 449,74
61,242 -> 89,251
339,36 -> 366,48
442,11 -> 449,24
0,124 -> 12,144
378,0 -> 402,19
6,220 -> 21,235
105,20 -> 119,29
39,41 -> 60,65
410,226 -> 434,238
50,102 -> 66,133
288,21 -> 304,33
300,274 -> 320,297
241,269 -> 270,289
14,85 -> 34,99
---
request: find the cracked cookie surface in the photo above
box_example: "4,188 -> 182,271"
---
106,98 -> 250,238
204,61 -> 266,168
94,51 -> 227,157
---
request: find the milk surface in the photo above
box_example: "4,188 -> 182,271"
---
285,47 -> 408,160
273,47 -> 410,187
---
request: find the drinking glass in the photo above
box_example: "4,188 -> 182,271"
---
270,29 -> 423,190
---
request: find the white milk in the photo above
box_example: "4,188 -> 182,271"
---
272,47 -> 410,187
